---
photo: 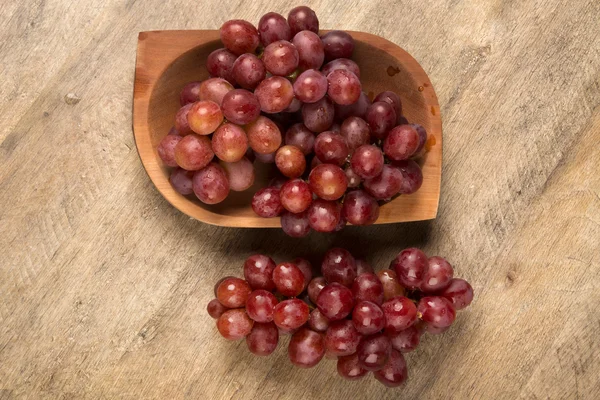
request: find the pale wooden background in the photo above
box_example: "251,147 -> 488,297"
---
1,0 -> 599,399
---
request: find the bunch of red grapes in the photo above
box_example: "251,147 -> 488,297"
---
207,247 -> 474,387
156,6 -> 430,237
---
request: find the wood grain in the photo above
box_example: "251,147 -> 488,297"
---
1,0 -> 599,399
133,30 -> 441,227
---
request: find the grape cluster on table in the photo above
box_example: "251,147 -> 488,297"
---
156,6 -> 431,237
207,247 -> 474,388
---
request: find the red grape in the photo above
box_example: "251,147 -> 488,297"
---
244,254 -> 276,291
337,354 -> 368,380
382,296 -> 418,333
187,100 -> 223,135
316,282 -> 354,321
373,349 -> 408,387
421,256 -> 454,293
345,166 -> 362,188
246,290 -> 279,323
356,259 -> 374,275
394,159 -> 423,194
352,300 -> 385,335
207,298 -> 227,319
222,89 -> 260,125
206,48 -> 236,84
351,145 -> 384,179
158,134 -> 181,167
335,91 -> 371,121
220,19 -> 259,55
340,116 -> 370,151
411,123 -> 428,153
275,145 -> 306,178
192,163 -> 230,204
327,69 -> 361,105
363,164 -> 403,200
232,53 -> 266,90
258,12 -> 291,46
246,116 -> 282,154
321,247 -> 357,287
280,211 -> 311,238
357,332 -> 392,371
174,134 -> 214,171
302,96 -> 334,133
252,187 -> 283,217
417,296 -> 456,329
273,298 -> 310,330
377,269 -> 406,301
263,40 -> 299,76
174,103 -> 194,136
391,248 -> 428,290
313,131 -> 349,166
321,30 -> 355,61
169,167 -> 194,195
285,123 -> 315,155
324,320 -> 361,356
308,308 -> 330,332
288,328 -> 325,368
322,58 -> 360,78
273,262 -> 305,297
246,322 -> 279,356
255,76 -> 294,113
365,101 -> 396,139
212,123 -> 248,162
352,273 -> 384,305
199,77 -> 233,106
217,309 -> 254,340
180,81 -> 201,105
384,125 -> 420,161
388,325 -> 420,353
214,276 -> 235,297
374,91 -> 403,123
309,164 -> 348,201
293,69 -> 327,103
292,30 -> 324,70
342,190 -> 380,226
308,277 -> 327,304
280,179 -> 312,213
307,199 -> 341,232
216,277 -> 252,308
294,258 -> 313,288
287,6 -> 319,36
439,278 -> 474,310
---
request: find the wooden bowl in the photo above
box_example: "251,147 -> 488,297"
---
133,30 -> 442,228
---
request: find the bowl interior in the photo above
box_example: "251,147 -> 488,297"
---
138,31 -> 441,227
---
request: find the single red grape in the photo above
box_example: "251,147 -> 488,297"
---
439,278 -> 474,310
280,211 -> 312,238
263,40 -> 299,76
327,69 -> 361,105
308,164 -> 348,201
324,319 -> 361,357
169,167 -> 194,195
307,277 -> 327,304
246,290 -> 279,323
342,190 -> 380,226
273,298 -> 310,330
199,77 -> 233,106
275,145 -> 306,178
302,96 -> 334,133
212,123 -> 248,163
255,76 -> 294,113
308,308 -> 330,332
352,272 -> 384,305
174,134 -> 214,171
382,296 -> 418,333
258,12 -> 291,46
316,282 -> 354,321
321,30 -> 355,61
292,30 -> 324,70
252,187 -> 283,218
352,300 -> 385,335
232,53 -> 266,90
246,116 -> 282,154
417,296 -> 456,329
221,89 -> 261,125
373,349 -> 408,387
307,199 -> 341,232
217,309 -> 254,340
421,256 -> 454,293
384,125 -> 420,161
220,19 -> 259,55
157,134 -> 181,167
313,131 -> 349,166
174,103 -> 194,136
207,298 -> 227,319
192,163 -> 230,204
394,159 -> 423,195
363,164 -> 403,200
206,48 -> 236,84
246,322 -> 279,356
365,101 -> 396,139
337,353 -> 368,380
285,123 -> 315,155
356,332 -> 392,371
377,269 -> 406,301
180,81 -> 201,106
244,254 -> 276,291
321,247 -> 357,287
374,91 -> 403,123
216,277 -> 252,308
293,69 -> 328,103
273,262 -> 305,297
390,248 -> 428,290
288,328 -> 325,368
340,116 -> 370,151
287,6 -> 319,36
280,179 -> 312,213
388,325 -> 420,353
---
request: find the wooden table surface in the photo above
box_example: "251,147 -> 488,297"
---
1,1 -> 599,399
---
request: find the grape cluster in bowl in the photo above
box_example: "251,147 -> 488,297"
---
207,247 -> 474,387
156,6 -> 431,236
